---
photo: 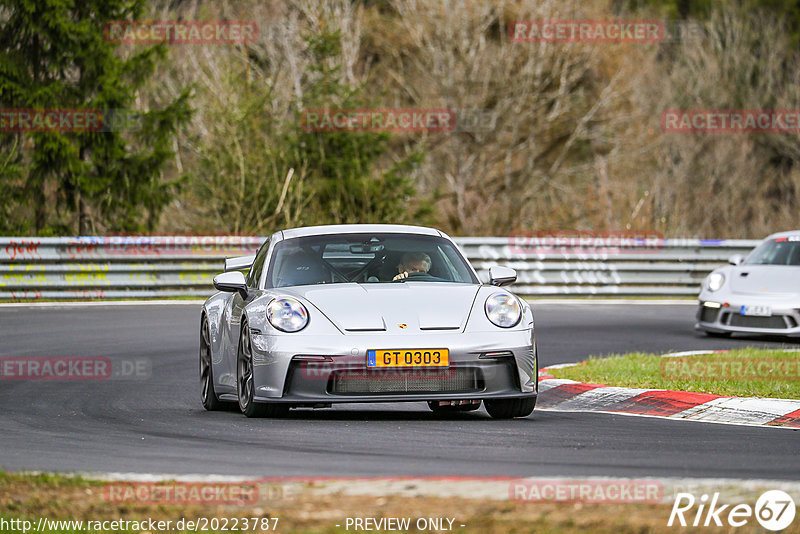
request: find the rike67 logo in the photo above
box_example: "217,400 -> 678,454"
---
668,490 -> 796,530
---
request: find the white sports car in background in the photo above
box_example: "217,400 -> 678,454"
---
200,224 -> 538,418
696,230 -> 800,337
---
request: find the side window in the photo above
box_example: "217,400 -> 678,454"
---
246,240 -> 269,288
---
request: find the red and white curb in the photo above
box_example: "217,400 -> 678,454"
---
538,351 -> 800,428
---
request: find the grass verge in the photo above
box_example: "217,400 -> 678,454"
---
0,471 -> 767,534
548,348 -> 800,399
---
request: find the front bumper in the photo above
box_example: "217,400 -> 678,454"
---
247,330 -> 537,403
695,299 -> 800,337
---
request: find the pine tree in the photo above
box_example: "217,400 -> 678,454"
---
0,0 -> 191,234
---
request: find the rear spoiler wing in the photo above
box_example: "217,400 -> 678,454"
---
224,254 -> 256,272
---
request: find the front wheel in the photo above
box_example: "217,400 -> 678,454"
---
484,397 -> 536,419
200,315 -> 226,411
237,321 -> 289,418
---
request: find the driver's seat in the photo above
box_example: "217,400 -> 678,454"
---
276,251 -> 328,287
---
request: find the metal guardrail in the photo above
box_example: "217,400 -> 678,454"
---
0,236 -> 759,300
459,237 -> 757,297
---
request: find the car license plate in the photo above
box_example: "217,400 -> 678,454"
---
740,305 -> 772,317
367,349 -> 449,368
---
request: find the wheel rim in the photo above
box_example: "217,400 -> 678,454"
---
200,318 -> 212,403
238,324 -> 254,411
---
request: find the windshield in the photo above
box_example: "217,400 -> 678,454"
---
744,237 -> 800,265
266,233 -> 478,288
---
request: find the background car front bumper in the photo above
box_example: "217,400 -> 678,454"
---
695,300 -> 800,337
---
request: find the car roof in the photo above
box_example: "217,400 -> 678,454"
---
278,224 -> 445,240
765,230 -> 800,240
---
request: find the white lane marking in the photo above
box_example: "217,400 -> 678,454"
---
0,298 -> 694,308
661,350 -> 720,358
662,349 -> 800,358
542,363 -> 579,370
527,299 -> 695,305
0,300 -> 205,308
77,472 -> 258,482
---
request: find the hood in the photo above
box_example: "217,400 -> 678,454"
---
728,265 -> 800,296
278,283 -> 481,333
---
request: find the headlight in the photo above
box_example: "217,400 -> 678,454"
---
485,292 -> 521,328
267,298 -> 309,332
706,273 -> 725,292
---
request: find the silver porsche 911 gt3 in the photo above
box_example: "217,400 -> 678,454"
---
696,230 -> 800,337
200,224 -> 537,418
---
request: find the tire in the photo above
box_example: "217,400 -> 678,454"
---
484,397 -> 536,419
237,320 -> 289,418
427,401 -> 481,414
200,315 -> 226,411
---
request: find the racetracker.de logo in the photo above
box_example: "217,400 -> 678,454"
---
508,230 -> 664,255
0,357 -> 150,381
510,20 -> 664,43
510,479 -> 663,503
0,109 -> 145,133
58,235 -> 261,259
1,109 -> 103,132
103,20 -> 258,45
661,110 -> 800,133
661,357 -> 800,381
103,482 -> 260,505
300,109 -> 456,133
300,363 -> 462,381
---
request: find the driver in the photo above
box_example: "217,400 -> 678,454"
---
393,251 -> 432,280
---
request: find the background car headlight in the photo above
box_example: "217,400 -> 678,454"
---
485,292 -> 521,328
706,272 -> 725,292
267,298 -> 309,332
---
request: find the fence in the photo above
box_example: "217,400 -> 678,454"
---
0,235 -> 758,300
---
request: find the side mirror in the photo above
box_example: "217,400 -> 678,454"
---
225,254 -> 255,272
728,254 -> 744,266
213,271 -> 248,298
488,265 -> 517,286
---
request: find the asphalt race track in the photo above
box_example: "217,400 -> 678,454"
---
0,302 -> 797,479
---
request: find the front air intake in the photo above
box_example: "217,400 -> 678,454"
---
328,367 -> 482,394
